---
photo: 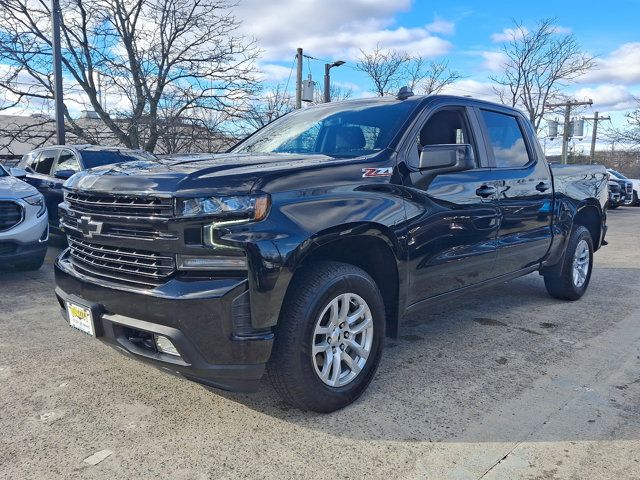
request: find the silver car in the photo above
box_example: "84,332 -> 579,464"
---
0,164 -> 49,270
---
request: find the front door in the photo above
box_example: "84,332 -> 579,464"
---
401,106 -> 501,304
49,149 -> 82,229
23,149 -> 60,226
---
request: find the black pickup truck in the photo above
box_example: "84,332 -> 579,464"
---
54,93 -> 608,412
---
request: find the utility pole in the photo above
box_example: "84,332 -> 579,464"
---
546,99 -> 592,164
51,0 -> 65,144
583,112 -> 611,164
295,48 -> 303,109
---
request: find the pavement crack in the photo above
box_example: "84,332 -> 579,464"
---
477,442 -> 523,479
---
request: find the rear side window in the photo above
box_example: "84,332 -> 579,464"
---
34,150 -> 58,174
54,150 -> 81,174
480,110 -> 531,168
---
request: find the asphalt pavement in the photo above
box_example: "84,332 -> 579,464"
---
1,208 -> 640,479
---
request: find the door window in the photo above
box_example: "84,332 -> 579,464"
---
480,110 -> 531,168
53,150 -> 81,174
33,150 -> 58,175
410,108 -> 475,167
21,152 -> 41,172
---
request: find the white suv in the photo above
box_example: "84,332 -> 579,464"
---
0,164 -> 49,270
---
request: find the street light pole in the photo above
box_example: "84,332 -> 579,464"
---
323,60 -> 345,103
51,0 -> 65,145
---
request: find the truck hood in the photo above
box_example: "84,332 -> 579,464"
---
65,152 -> 340,196
0,174 -> 39,199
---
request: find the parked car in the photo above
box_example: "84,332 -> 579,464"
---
607,180 -> 624,209
610,178 -> 634,206
13,145 -> 156,235
608,169 -> 640,205
54,93 -> 608,412
0,164 -> 48,270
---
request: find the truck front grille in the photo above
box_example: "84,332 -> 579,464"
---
68,236 -> 175,287
0,201 -> 23,232
66,192 -> 173,218
60,211 -> 164,240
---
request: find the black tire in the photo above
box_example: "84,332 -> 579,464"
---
544,225 -> 593,301
609,203 -> 619,209
267,261 -> 385,413
634,192 -> 639,206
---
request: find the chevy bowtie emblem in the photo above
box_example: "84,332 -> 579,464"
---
78,215 -> 103,238
362,167 -> 393,178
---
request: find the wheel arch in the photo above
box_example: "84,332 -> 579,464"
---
285,222 -> 405,338
573,200 -> 604,251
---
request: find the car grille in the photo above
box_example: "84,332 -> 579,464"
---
0,242 -> 18,255
68,236 -> 175,287
0,201 -> 23,232
65,192 -> 173,217
60,211 -> 164,240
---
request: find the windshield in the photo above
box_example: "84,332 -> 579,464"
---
81,150 -> 156,168
233,100 -> 417,158
609,169 -> 627,179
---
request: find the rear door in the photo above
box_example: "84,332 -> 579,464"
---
476,107 -> 553,275
401,101 -> 501,303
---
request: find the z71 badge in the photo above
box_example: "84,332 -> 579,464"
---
362,167 -> 393,178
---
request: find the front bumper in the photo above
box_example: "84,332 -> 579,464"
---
54,250 -> 274,392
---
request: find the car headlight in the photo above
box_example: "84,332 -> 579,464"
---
24,193 -> 46,217
177,194 -> 270,220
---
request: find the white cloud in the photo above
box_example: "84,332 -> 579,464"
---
573,84 -> 638,111
439,79 -> 500,102
257,63 -> 294,82
235,0 -> 453,61
480,51 -> 507,72
491,27 -> 527,43
425,16 -> 455,35
578,42 -> 640,85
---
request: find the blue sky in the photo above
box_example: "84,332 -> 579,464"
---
237,0 -> 640,152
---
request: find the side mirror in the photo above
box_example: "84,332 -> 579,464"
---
9,167 -> 28,178
54,169 -> 76,180
419,144 -> 475,175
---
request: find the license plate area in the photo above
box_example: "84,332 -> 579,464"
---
66,302 -> 96,336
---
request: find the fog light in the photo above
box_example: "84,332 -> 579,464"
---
154,334 -> 180,356
177,254 -> 247,271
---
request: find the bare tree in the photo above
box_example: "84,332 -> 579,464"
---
607,98 -> 640,150
243,84 -> 294,131
490,18 -> 596,131
314,84 -> 353,104
0,0 -> 260,153
356,45 -> 409,96
404,58 -> 464,95
357,46 -> 463,97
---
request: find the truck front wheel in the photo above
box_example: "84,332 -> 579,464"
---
544,225 -> 593,301
268,261 -> 385,412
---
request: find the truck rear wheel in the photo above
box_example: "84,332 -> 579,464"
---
544,225 -> 593,301
267,261 -> 385,412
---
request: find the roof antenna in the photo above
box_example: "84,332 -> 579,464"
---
396,86 -> 414,100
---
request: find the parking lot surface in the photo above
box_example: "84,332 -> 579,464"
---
1,208 -> 640,479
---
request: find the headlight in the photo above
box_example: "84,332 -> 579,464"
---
177,194 -> 270,221
24,194 -> 46,217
